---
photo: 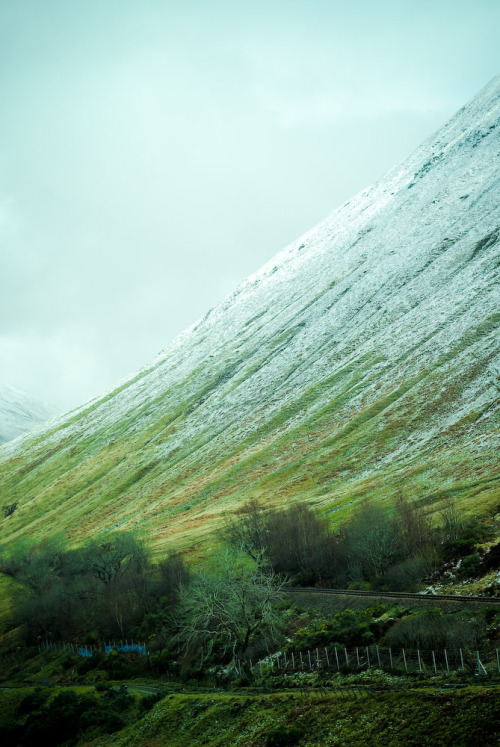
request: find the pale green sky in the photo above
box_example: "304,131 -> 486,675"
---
1,0 -> 499,409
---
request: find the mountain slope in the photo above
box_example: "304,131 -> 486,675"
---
1,78 -> 499,550
0,384 -> 59,445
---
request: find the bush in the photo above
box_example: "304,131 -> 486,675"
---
460,554 -> 480,578
94,681 -> 112,692
383,551 -> 438,591
266,725 -> 304,746
383,610 -> 486,650
287,607 -> 386,650
60,653 -> 79,671
79,707 -> 124,733
140,691 -> 165,713
17,687 -> 50,715
23,689 -> 83,744
147,649 -> 172,674
77,654 -> 101,674
442,518 -> 490,560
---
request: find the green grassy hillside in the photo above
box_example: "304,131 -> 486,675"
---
0,78 -> 499,555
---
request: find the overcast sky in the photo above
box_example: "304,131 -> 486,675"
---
1,0 -> 499,411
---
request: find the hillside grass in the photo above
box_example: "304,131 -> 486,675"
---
87,687 -> 500,747
0,312 -> 498,558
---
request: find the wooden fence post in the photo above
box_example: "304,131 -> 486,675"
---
432,651 -> 437,675
389,647 -> 393,669
402,649 -> 408,673
459,649 -> 464,670
444,649 -> 449,674
325,647 -> 330,667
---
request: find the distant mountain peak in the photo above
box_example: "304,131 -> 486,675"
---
0,383 -> 59,445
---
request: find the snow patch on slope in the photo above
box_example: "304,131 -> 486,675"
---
0,383 -> 59,445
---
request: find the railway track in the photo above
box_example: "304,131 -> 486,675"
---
283,587 -> 500,604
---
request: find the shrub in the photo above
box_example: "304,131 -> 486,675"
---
266,725 -> 304,746
287,606 -> 386,650
94,681 -> 112,692
140,691 -> 165,713
383,551 -> 439,591
442,518 -> 490,560
17,687 -> 50,715
460,554 -> 480,578
383,610 -> 486,650
60,653 -> 79,671
79,707 -> 124,733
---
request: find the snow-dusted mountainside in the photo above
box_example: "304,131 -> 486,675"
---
1,78 -> 499,550
0,384 -> 59,445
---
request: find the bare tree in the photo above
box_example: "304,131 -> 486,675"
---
176,549 -> 285,665
439,497 -> 465,541
341,501 -> 398,581
82,531 -> 148,584
393,494 -> 433,556
223,499 -> 336,583
220,498 -> 270,563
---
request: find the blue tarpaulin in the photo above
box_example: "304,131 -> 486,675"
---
104,643 -> 146,655
78,647 -> 92,657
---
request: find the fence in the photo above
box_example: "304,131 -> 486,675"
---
37,639 -> 147,657
241,644 -> 500,678
36,639 -> 500,678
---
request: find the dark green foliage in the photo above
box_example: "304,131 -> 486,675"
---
17,687 -> 50,715
12,687 -> 133,746
460,553 -> 480,578
439,500 -> 491,560
225,494 -> 493,593
482,606 -> 500,626
266,725 -> 304,746
77,651 -> 103,674
480,541 -> 500,572
147,649 -> 173,674
101,650 -> 147,680
78,707 -> 124,733
139,691 -> 165,713
286,606 -> 390,650
383,609 -> 486,650
94,681 -> 112,692
0,530 -> 185,645
60,653 -> 79,670
23,689 -> 84,745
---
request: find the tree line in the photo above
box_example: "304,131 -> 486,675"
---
221,494 -> 489,590
0,494 -> 490,670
